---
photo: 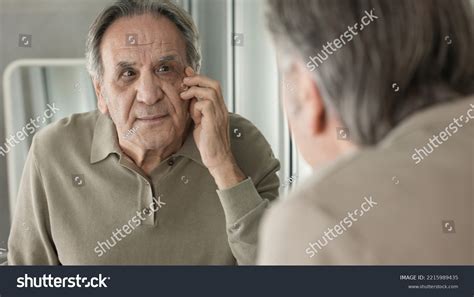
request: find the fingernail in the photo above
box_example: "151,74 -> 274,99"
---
186,67 -> 195,76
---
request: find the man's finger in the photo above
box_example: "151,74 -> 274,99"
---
189,98 -> 201,125
185,66 -> 195,77
180,86 -> 217,101
193,100 -> 216,120
183,74 -> 221,92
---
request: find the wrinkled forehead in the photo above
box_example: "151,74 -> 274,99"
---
100,14 -> 187,67
106,42 -> 186,68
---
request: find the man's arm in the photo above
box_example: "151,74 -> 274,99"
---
8,136 -> 60,265
216,158 -> 280,265
180,67 -> 281,264
208,116 -> 280,265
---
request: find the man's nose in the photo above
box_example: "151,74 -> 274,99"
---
135,72 -> 164,105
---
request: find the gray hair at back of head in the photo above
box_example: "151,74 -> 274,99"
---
266,0 -> 474,145
85,0 -> 201,81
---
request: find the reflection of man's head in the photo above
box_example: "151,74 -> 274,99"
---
85,0 -> 201,151
266,0 -> 474,166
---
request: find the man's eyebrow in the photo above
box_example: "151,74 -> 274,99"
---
115,61 -> 136,69
114,55 -> 179,70
157,55 -> 179,62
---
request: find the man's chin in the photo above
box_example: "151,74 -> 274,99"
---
136,132 -> 176,150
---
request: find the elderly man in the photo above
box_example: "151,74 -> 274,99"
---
259,0 -> 474,264
8,0 -> 279,265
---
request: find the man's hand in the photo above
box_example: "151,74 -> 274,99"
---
180,67 -> 246,189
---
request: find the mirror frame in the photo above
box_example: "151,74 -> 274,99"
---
2,59 -> 87,217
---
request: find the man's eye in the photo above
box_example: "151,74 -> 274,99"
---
121,70 -> 135,78
157,65 -> 171,73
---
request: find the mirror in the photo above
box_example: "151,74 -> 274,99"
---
2,59 -> 97,216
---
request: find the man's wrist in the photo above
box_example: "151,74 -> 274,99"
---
208,157 -> 246,190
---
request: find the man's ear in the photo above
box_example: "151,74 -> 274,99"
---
93,78 -> 109,115
297,63 -> 326,136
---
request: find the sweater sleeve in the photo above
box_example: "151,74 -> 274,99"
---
217,156 -> 280,265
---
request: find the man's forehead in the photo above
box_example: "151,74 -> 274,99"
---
101,14 -> 187,62
109,45 -> 183,62
114,54 -> 183,69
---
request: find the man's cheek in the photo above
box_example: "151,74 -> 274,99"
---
183,100 -> 191,117
106,94 -> 133,128
110,88 -> 132,113
163,83 -> 186,112
106,100 -> 121,121
173,99 -> 190,121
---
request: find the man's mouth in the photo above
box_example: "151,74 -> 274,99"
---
136,114 -> 169,123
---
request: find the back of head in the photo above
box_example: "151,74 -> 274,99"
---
266,0 -> 474,145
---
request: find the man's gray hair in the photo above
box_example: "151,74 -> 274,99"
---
266,0 -> 474,145
85,0 -> 201,81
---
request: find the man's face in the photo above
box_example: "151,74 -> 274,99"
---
96,13 -> 190,150
277,49 -> 332,168
278,53 -> 314,164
